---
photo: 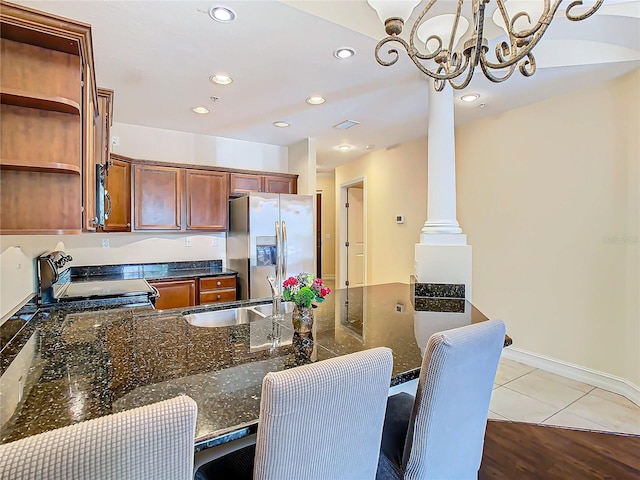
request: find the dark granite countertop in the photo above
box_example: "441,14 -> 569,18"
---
0,283 -> 510,451
68,260 -> 237,283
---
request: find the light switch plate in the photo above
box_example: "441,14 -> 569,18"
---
211,237 -> 218,247
102,238 -> 109,248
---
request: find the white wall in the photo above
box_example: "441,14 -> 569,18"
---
456,68 -> 640,387
288,138 -> 317,195
111,122 -> 288,172
334,138 -> 428,286
316,172 -> 336,278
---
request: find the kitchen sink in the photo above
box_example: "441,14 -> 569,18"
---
183,307 -> 264,328
182,302 -> 293,328
250,302 -> 295,316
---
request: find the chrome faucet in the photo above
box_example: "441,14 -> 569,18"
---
267,276 -> 282,320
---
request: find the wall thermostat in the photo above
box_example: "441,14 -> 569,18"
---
395,215 -> 405,224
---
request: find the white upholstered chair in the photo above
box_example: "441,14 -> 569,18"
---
196,346 -> 394,480
0,395 -> 198,480
377,319 -> 506,480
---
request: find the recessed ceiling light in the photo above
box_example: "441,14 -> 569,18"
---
210,74 -> 233,85
273,121 -> 290,128
209,6 -> 236,23
461,93 -> 480,102
334,47 -> 356,59
337,145 -> 352,152
192,106 -> 210,114
306,95 -> 325,105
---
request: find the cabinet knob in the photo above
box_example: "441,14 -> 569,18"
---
126,223 -> 131,228
217,281 -> 221,286
217,294 -> 221,299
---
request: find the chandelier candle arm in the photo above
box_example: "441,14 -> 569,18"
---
369,0 -> 605,91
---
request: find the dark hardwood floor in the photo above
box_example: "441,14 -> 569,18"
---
480,420 -> 640,479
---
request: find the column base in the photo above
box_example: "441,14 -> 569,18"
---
414,243 -> 473,301
420,233 -> 467,245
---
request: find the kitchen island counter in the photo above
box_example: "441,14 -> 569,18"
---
0,283 -> 510,451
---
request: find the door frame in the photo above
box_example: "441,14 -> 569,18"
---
338,177 -> 367,289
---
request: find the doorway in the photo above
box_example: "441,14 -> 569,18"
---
339,179 -> 365,288
316,192 -> 322,277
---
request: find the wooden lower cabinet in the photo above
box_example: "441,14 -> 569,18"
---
150,276 -> 237,309
199,275 -> 236,305
149,279 -> 196,310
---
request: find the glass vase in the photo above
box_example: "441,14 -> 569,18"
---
291,304 -> 314,333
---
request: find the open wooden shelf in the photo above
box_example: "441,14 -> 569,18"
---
0,88 -> 80,115
0,158 -> 81,174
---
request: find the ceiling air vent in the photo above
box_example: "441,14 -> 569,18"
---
333,119 -> 360,130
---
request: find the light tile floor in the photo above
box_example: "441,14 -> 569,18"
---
489,358 -> 640,435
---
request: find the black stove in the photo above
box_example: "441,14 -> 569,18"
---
37,251 -> 157,308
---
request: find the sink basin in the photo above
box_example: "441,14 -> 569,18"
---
183,307 -> 264,328
183,302 -> 295,328
250,302 -> 295,316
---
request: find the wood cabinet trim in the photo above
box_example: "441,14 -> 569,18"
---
112,153 -> 298,180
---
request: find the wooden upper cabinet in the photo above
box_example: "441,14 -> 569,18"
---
133,164 -> 182,230
186,170 -> 229,231
230,173 -> 263,195
230,172 -> 298,196
96,88 -> 114,166
104,156 -> 131,232
264,175 -> 297,194
0,2 -> 96,234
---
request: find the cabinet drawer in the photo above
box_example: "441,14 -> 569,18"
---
200,289 -> 236,304
200,276 -> 236,291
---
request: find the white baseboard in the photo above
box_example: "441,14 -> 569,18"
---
502,347 -> 640,407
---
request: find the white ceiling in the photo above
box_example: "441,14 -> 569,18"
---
11,0 -> 640,172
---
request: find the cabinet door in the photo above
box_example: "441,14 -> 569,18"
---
104,158 -> 131,232
83,97 -> 98,231
150,279 -> 196,310
133,164 -> 182,230
230,173 -> 263,195
186,169 -> 229,231
264,175 -> 297,194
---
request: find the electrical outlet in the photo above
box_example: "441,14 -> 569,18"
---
102,238 -> 109,248
211,237 -> 218,247
185,237 -> 192,247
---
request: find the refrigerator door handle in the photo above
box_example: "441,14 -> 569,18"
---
275,221 -> 281,291
282,221 -> 288,280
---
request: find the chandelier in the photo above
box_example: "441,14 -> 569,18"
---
367,0 -> 605,90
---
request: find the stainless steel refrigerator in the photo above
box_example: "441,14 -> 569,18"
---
227,193 -> 314,300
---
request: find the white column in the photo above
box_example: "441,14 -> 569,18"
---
414,80 -> 472,300
421,79 -> 463,243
